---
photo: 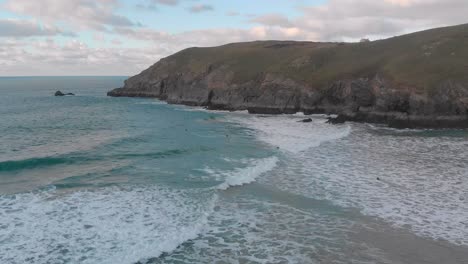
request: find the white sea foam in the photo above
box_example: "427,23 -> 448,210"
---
135,100 -> 167,105
216,157 -> 279,190
0,186 -> 216,264
173,104 -> 250,115
366,123 -> 429,133
260,125 -> 468,246
228,114 -> 351,153
225,111 -> 468,246
161,196 -> 392,264
224,112 -> 468,246
201,157 -> 279,190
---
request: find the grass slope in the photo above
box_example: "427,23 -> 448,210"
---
162,23 -> 468,92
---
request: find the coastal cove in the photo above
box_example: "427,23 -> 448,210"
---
0,77 -> 467,264
3,0 -> 468,263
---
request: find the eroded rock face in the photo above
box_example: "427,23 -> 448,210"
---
108,59 -> 468,129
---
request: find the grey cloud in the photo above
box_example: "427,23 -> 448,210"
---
296,0 -> 468,40
135,0 -> 181,12
239,0 -> 468,41
0,38 -> 168,76
153,0 -> 179,6
136,3 -> 158,11
189,4 -> 214,13
3,0 -> 468,76
4,0 -> 137,31
0,19 -> 75,37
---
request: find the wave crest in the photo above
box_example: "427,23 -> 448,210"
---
214,157 -> 279,190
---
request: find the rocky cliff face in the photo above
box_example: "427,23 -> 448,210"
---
108,25 -> 468,128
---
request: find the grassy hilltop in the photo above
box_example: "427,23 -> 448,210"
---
163,23 -> 468,91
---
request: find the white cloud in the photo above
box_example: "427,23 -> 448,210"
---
1,0 -> 468,75
296,0 -> 468,40
383,0 -> 438,7
0,38 -> 165,75
3,0 -> 136,31
250,14 -> 293,28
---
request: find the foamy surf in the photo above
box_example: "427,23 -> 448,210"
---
227,114 -> 351,153
200,157 -> 279,191
135,100 -> 168,105
0,186 -> 216,264
260,124 -> 468,246
216,156 -> 279,190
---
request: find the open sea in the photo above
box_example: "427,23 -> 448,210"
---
0,77 -> 467,264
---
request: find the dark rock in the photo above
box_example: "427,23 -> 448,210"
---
299,118 -> 313,123
326,115 -> 347,124
55,91 -> 74,96
247,107 -> 284,115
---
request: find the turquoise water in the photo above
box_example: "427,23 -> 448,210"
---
1,77 -> 467,264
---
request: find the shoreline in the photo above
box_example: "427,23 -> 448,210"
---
107,91 -> 468,129
351,217 -> 468,264
228,183 -> 468,264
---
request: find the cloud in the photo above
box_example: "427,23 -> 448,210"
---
294,0 -> 468,40
153,0 -> 179,6
0,19 -> 75,37
226,11 -> 240,17
2,0 -> 468,76
240,0 -> 468,41
383,0 -> 434,7
136,0 -> 186,11
115,25 -> 316,52
0,38 -> 166,75
250,14 -> 293,28
189,4 -> 214,13
3,0 -> 136,31
111,39 -> 123,45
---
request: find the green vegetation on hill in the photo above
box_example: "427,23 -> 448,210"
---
165,23 -> 468,92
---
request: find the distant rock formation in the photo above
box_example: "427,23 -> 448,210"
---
55,91 -> 75,96
108,24 -> 468,128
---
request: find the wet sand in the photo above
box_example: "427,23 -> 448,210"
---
247,182 -> 468,264
350,217 -> 468,264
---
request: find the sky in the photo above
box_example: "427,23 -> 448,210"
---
0,0 -> 467,76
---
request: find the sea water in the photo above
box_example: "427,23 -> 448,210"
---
0,77 -> 467,264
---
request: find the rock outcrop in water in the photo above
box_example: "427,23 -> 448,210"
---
108,24 -> 468,128
300,118 -> 313,123
55,91 -> 75,96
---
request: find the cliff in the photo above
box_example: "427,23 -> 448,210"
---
108,24 -> 468,128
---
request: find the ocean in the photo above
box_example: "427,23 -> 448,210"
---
0,77 -> 467,264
